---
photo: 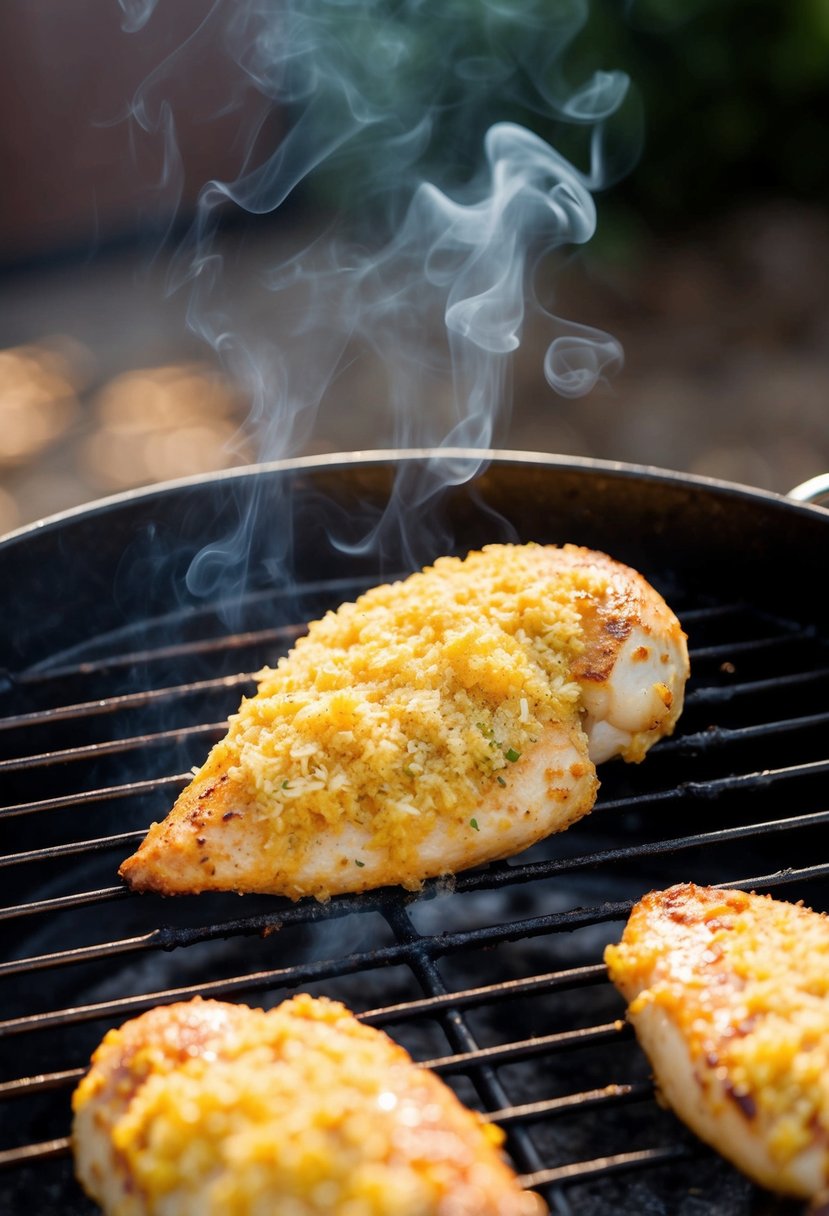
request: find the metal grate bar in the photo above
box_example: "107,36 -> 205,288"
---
687,666 -> 829,706
675,603 -> 760,625
0,722 -> 224,776
14,625 -> 303,686
1,617 -> 792,705
3,804 -> 829,974
0,925 -> 174,978
1,709 -> 822,821
0,886 -> 128,924
0,902 -> 631,1040
520,1144 -> 695,1189
350,963 -> 610,1025
0,1070 -> 84,1100
7,596 -> 741,691
656,711 -> 829,754
0,830 -> 145,872
0,673 -> 255,733
13,573 -> 386,686
422,1022 -> 630,1074
4,726 -> 826,828
3,806 -> 826,925
0,1072 -> 654,1119
0,774 -> 188,823
3,751 -> 827,881
690,629 -> 817,662
1,631 -> 820,743
486,1082 -> 652,1127
596,757 -> 829,811
0,1139 -> 71,1170
1,696 -> 822,819
0,892 -> 404,975
715,862 -> 829,892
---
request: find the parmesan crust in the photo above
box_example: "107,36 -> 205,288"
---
605,883 -> 829,1197
71,995 -> 545,1216
120,543 -> 687,900
227,545 -> 591,832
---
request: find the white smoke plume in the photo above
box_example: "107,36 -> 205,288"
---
119,0 -> 637,585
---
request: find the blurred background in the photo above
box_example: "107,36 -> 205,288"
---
1,0 -> 829,535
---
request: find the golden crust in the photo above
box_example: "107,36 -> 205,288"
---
605,883 -> 829,1197
72,995 -> 545,1216
120,543 -> 686,900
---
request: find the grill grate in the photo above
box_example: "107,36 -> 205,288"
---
1,567 -> 827,1216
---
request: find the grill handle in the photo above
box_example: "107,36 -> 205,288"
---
788,473 -> 829,509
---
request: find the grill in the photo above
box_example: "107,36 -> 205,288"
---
1,449 -> 827,1215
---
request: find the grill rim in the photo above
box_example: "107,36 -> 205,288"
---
2,446 -> 828,551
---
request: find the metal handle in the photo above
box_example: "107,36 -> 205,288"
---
787,473 -> 829,508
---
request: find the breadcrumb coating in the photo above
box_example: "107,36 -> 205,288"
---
223,544 -> 594,859
72,995 -> 544,1216
119,543 -> 687,899
606,883 -> 829,1195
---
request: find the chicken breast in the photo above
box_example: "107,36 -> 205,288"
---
72,994 -> 544,1216
605,883 -> 829,1199
120,544 -> 688,900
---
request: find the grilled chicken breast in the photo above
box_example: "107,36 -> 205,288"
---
120,544 -> 688,900
605,883 -> 829,1199
72,994 -> 544,1216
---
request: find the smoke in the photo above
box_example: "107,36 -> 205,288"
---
119,0 -> 161,34
121,0 -> 637,591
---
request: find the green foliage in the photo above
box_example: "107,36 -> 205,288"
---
579,0 -> 829,230
305,0 -> 829,233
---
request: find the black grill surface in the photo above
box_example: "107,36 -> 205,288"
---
0,454 -> 827,1216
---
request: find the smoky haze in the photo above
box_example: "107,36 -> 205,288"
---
118,0 -> 636,590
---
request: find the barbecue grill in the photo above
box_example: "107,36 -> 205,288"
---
1,448 -> 827,1215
